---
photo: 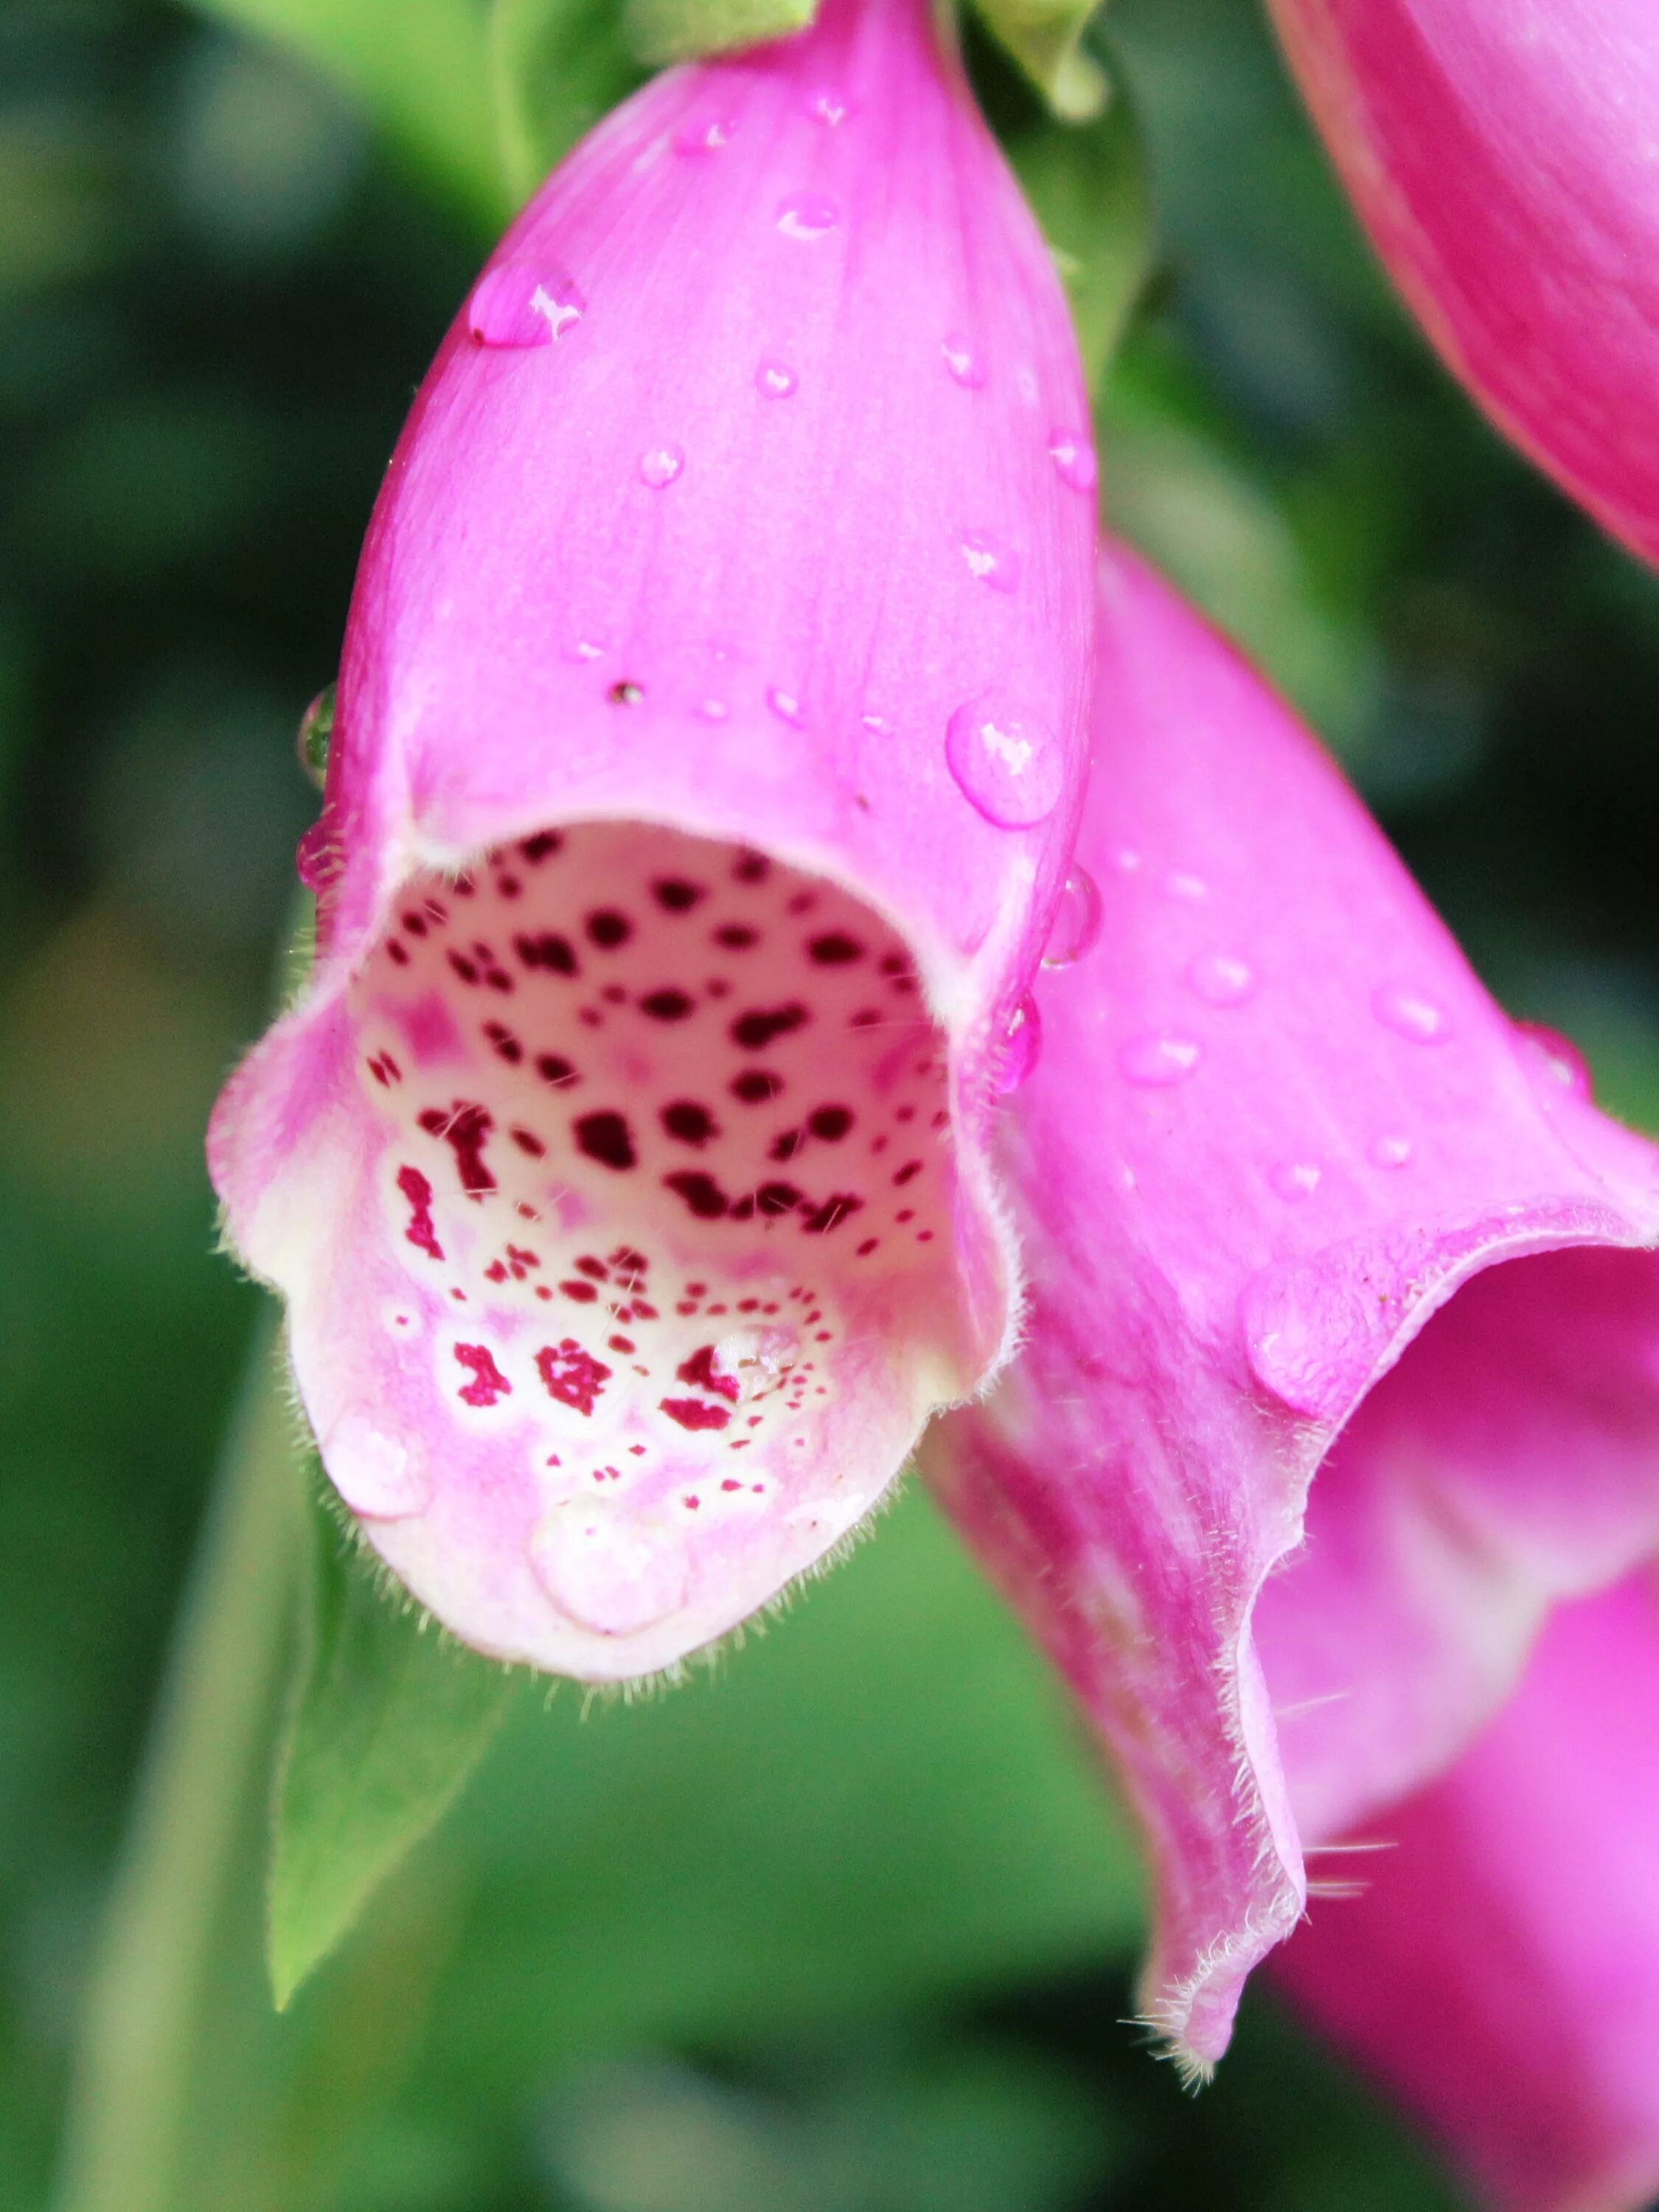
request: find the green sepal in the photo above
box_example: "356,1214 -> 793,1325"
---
489,0 -> 649,206
623,0 -> 815,68
970,0 -> 1108,122
267,1470 -> 519,2008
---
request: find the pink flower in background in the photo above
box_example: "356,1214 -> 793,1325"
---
1268,0 -> 1659,567
207,0 -> 1093,1681
1276,1571 -> 1659,2212
923,540 -> 1659,2174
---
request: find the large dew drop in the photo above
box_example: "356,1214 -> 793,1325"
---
945,700 -> 1063,830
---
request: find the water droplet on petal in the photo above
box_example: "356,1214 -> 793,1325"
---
959,529 -> 1022,593
1119,1032 -> 1203,1087
468,262 -> 585,347
776,192 -> 838,241
563,636 -> 607,664
326,1414 -> 431,1519
639,442 -> 684,489
1042,866 -> 1101,968
1111,846 -> 1143,874
1368,1133 -> 1413,1169
1514,1020 -> 1592,1099
1047,431 -> 1097,493
804,87 -> 853,125
767,685 -> 806,728
861,712 -> 892,737
994,995 -> 1042,1093
296,682 -> 335,790
755,358 -> 798,398
693,696 -> 729,723
942,333 -> 987,388
1164,869 -> 1208,901
296,818 -> 341,892
530,1503 -> 689,1637
1186,952 -> 1258,1007
674,114 -> 737,155
1372,984 -> 1453,1044
1269,1161 -> 1322,1203
945,699 -> 1063,828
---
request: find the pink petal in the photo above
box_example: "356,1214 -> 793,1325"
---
1269,0 -> 1659,567
208,0 -> 1093,1683
922,542 -> 1659,2071
1275,1571 -> 1659,2212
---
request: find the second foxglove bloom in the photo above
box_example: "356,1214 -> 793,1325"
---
209,0 -> 1094,1680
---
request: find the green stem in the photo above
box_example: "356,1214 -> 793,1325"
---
54,1316 -> 301,2212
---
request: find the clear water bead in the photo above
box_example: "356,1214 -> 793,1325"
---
755,359 -> 798,398
959,530 -> 1022,593
639,442 -> 684,490
1371,983 -> 1453,1044
1186,952 -> 1258,1007
776,192 -> 838,241
296,681 -> 335,790
942,334 -> 987,389
1047,431 -> 1097,493
1514,1020 -> 1592,1099
468,262 -> 585,348
945,699 -> 1063,830
766,686 -> 806,728
674,116 -> 737,156
994,995 -> 1043,1093
1042,866 -> 1102,968
804,88 -> 853,125
1368,1134 -> 1413,1169
1268,1161 -> 1322,1203
1119,1032 -> 1203,1087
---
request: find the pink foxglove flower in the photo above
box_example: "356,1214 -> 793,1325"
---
924,541 -> 1659,2079
1275,1571 -> 1659,2212
208,0 -> 1093,1680
1268,0 -> 1659,566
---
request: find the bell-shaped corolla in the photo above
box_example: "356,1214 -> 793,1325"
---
1275,1571 -> 1659,2212
207,0 -> 1094,1682
923,540 -> 1659,2074
1267,0 -> 1659,567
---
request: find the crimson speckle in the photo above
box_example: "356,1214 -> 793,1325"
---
653,877 -> 705,911
802,1193 -> 861,1233
733,1003 -> 808,1049
809,932 -> 863,964
574,1110 -> 636,1169
665,1169 -> 730,1219
715,924 -> 758,949
678,1343 -> 741,1402
809,1105 -> 852,1141
515,931 -> 578,975
664,1100 -> 718,1146
661,1397 -> 731,1431
586,909 -> 633,947
420,1102 -> 497,1196
397,1165 -> 444,1259
641,988 -> 695,1021
455,1343 -> 512,1405
537,1052 -> 577,1086
732,1069 -> 782,1103
535,1338 -> 612,1413
520,830 -> 563,862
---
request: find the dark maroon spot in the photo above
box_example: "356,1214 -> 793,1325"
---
732,850 -> 770,883
731,1069 -> 782,1104
497,874 -> 521,900
808,932 -> 863,964
535,1339 -> 612,1415
484,1260 -> 508,1283
661,1397 -> 731,1431
560,1279 -> 599,1303
608,1335 -> 636,1354
663,1100 -> 717,1147
397,1165 -> 444,1259
802,1193 -> 862,1234
757,1181 -> 802,1216
509,1126 -> 546,1158
455,1343 -> 512,1406
608,680 -> 644,706
448,950 -> 479,984
729,1194 -> 756,1220
453,871 -> 476,897
515,931 -> 578,975
419,1102 -> 496,1197
483,1020 -> 523,1065
520,830 -> 563,863
850,1008 -> 883,1028
856,1237 -> 879,1256
770,1130 -> 801,1162
575,1254 -> 609,1281
574,1111 -> 636,1170
653,877 -> 705,912
484,967 -> 513,993
387,940 -> 409,966
536,1053 -> 577,1087
664,1170 -> 729,1220
808,1105 -> 852,1141
714,924 -> 758,949
586,909 -> 633,949
403,910 -> 428,937
678,1344 -> 741,1402
732,1003 -> 808,1050
893,1160 -> 923,1186
641,988 -> 695,1023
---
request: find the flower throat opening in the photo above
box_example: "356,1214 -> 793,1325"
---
338,821 -> 964,1669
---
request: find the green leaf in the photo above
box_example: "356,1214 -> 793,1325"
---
188,0 -> 506,228
489,0 -> 649,208
267,1474 -> 518,2008
971,0 -> 1108,122
622,0 -> 815,67
1001,52 -> 1152,397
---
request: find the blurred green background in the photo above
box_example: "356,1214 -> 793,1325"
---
3,0 -> 1657,2205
